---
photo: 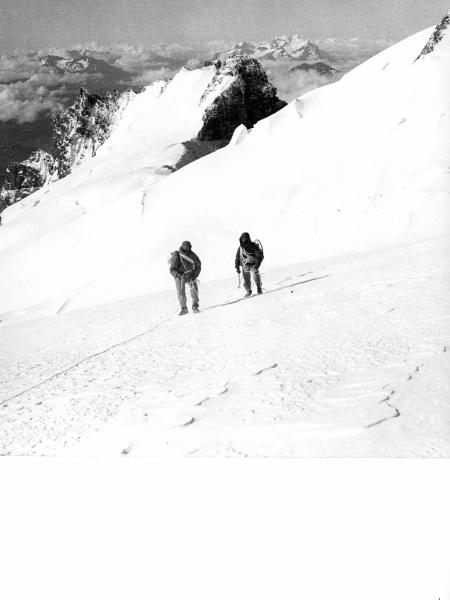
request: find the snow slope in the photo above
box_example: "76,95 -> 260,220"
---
0,65 -> 235,316
0,22 -> 448,318
1,236 -> 449,456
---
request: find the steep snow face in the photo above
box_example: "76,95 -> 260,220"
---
0,66 -> 236,314
0,22 -> 449,318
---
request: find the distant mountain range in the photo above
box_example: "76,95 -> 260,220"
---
214,34 -> 333,62
290,62 -> 340,76
39,53 -> 132,80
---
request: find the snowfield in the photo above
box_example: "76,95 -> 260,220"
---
1,236 -> 449,456
0,20 -> 449,456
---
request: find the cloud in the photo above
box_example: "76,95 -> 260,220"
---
185,57 -> 203,69
0,53 -> 88,86
264,62 -> 339,102
0,38 -> 379,124
314,37 -> 393,71
0,77 -> 65,123
0,52 -> 89,123
0,53 -> 43,83
124,68 -> 176,87
114,47 -> 167,73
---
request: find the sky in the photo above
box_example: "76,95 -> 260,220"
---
0,0 -> 448,52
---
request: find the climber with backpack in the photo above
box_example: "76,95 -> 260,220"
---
169,240 -> 202,315
235,232 -> 264,296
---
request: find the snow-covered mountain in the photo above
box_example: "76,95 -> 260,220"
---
39,53 -> 132,79
0,57 -> 285,209
215,35 -> 332,62
0,16 -> 449,319
0,15 -> 449,460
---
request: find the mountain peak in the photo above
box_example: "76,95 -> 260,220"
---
198,55 -> 287,140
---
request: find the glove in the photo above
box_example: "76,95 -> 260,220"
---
236,267 -> 241,274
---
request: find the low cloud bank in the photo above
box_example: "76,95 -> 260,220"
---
0,78 -> 67,123
0,38 -> 384,123
264,62 -> 338,102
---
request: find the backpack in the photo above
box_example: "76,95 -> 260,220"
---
168,250 -> 178,267
240,239 -> 264,266
254,239 -> 264,262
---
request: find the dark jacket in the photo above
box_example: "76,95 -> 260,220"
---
235,232 -> 263,270
170,248 -> 201,280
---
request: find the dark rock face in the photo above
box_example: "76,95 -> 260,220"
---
0,150 -> 56,213
53,87 -> 127,178
198,56 -> 287,142
415,11 -> 450,61
290,62 -> 339,76
173,139 -> 228,171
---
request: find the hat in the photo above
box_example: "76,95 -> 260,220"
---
181,240 -> 192,251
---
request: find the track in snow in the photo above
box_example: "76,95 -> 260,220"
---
1,238 -> 449,457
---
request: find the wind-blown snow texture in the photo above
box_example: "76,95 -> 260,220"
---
0,21 -> 449,456
1,238 -> 449,456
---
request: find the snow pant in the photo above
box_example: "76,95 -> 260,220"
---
175,277 -> 199,309
242,264 -> 262,293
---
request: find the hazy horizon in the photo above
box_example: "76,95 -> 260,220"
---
1,0 -> 448,53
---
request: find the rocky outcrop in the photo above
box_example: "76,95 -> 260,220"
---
53,87 -> 132,178
0,88 -> 132,212
415,11 -> 450,61
0,150 -> 56,213
198,55 -> 287,142
173,139 -> 228,171
290,62 -> 340,76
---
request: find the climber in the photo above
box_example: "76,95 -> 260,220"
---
235,232 -> 264,296
169,241 -> 202,315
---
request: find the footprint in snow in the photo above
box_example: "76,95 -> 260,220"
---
121,443 -> 133,456
253,363 -> 278,376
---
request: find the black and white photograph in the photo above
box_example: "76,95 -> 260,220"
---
0,0 -> 449,597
